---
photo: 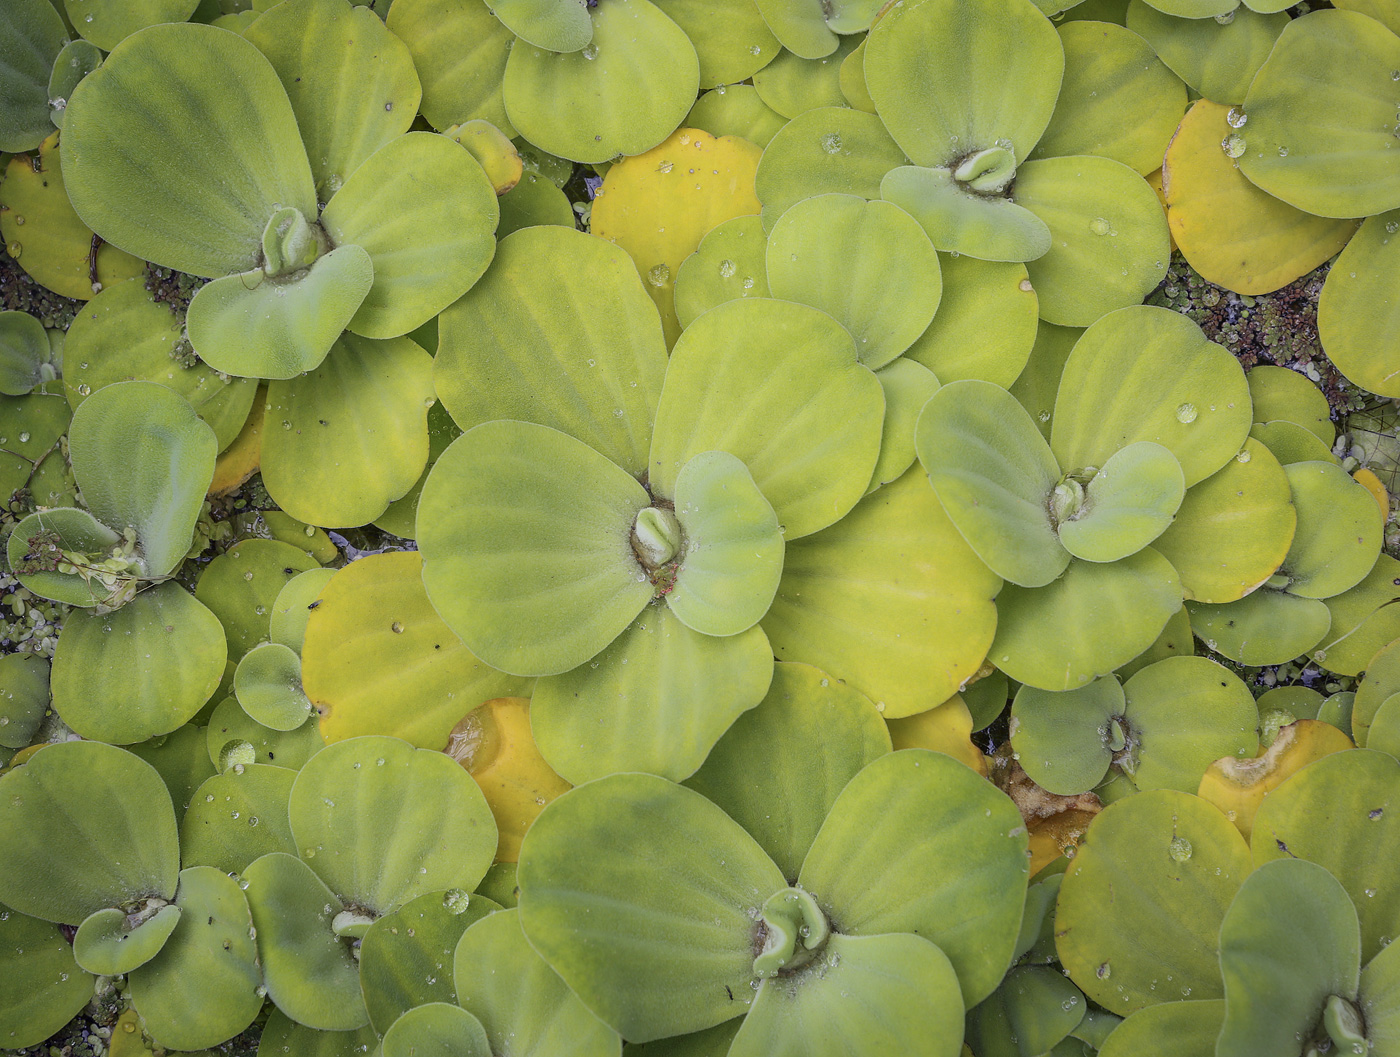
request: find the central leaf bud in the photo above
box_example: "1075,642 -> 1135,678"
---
753,887 -> 830,979
1049,478 -> 1085,526
261,206 -> 325,278
631,505 -> 683,571
953,144 -> 1017,195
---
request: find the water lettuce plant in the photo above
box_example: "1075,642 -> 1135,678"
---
4,0 -> 1400,1053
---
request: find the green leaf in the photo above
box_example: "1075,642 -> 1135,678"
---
46,40 -> 103,133
916,378 -> 1066,588
0,740 -> 179,924
260,332 -> 433,527
1096,1000 -> 1224,1057
61,21 -> 317,277
434,225 -> 667,479
667,450 -> 784,637
748,0 -> 838,60
179,764 -> 298,875
1217,858 -> 1361,1057
649,297 -> 883,540
386,0 -> 514,134
1030,21 -> 1185,175
907,253 -> 1039,389
321,132 -> 499,339
531,603 -> 774,784
417,420 -> 653,677
73,904 -> 181,976
1121,656 -> 1259,792
1057,442 -> 1185,563
1015,157 -> 1170,327
234,643 -> 313,731
1152,438 -> 1295,605
488,0 -> 593,50
360,889 -> 499,1036
728,932 -> 965,1057
184,244 -> 375,380
0,0 -> 68,152
255,1010 -> 379,1057
752,35 -> 859,117
195,539 -> 322,661
503,0 -> 699,164
1251,420 -> 1338,467
51,584 -> 226,743
799,750 -> 1029,1006
1238,10 -> 1400,218
127,723 -> 218,827
454,908 -> 622,1057
1280,462 -> 1384,599
0,310 -> 52,395
7,506 -> 122,607
0,654 -> 49,750
1314,555 -> 1400,677
673,214 -> 771,330
880,164 -> 1054,262
763,466 -> 1001,717
128,867 -> 263,1050
62,277 -> 256,450
1056,789 -> 1251,1014
868,358 -> 940,493
1319,212 -> 1400,399
654,0 -> 777,88
289,736 -> 497,913
268,568 -> 337,653
864,0 -> 1063,169
1251,749 -> 1400,966
1186,590 -> 1332,667
0,909 -> 93,1050
301,551 -> 531,747
1360,932 -> 1400,1057
1011,677 -> 1124,795
68,381 -> 217,578
0,393 -> 71,512
518,773 -> 785,1042
966,965 -> 1087,1057
753,106 -> 908,224
764,194 -> 940,368
685,661 -> 891,882
1051,306 -> 1250,488
1129,3 -> 1285,125
244,0 -> 420,199
206,698 -> 325,772
64,0 -> 200,50
687,84 -> 787,149
382,1003 -> 492,1057
991,548 -> 1182,691
242,851 -> 367,1031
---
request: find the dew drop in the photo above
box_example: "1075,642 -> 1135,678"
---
1235,448 -> 1252,463
1019,278 -> 1033,292
1176,402 -> 1198,424
658,159 -> 673,174
1169,836 -> 1193,862
581,43 -> 598,60
17,432 -> 28,444
1222,133 -> 1247,158
1226,106 -> 1248,129
1277,145 -> 1288,157
1089,217 -> 1111,236
647,263 -> 670,287
1097,962 -> 1112,979
718,258 -> 736,278
820,132 -> 842,154
76,384 -> 91,396
391,621 -> 404,633
244,571 -> 255,581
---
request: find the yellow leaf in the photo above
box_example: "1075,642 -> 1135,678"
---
208,386 -> 265,496
1197,719 -> 1353,841
444,119 -> 523,195
446,697 -> 571,862
886,694 -> 989,776
1163,100 -> 1357,295
1355,466 -> 1390,521
591,127 -> 762,346
0,132 -> 144,300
